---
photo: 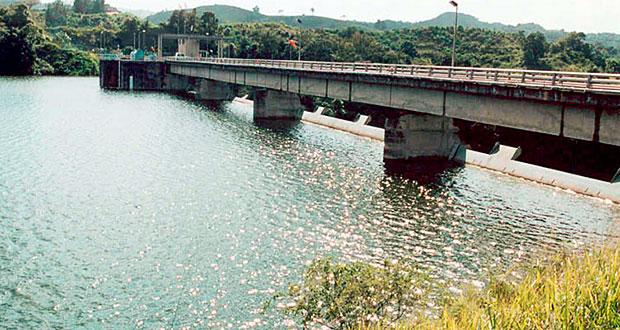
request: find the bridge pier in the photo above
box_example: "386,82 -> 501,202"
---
384,112 -> 464,179
164,73 -> 191,93
195,79 -> 235,101
253,89 -> 304,121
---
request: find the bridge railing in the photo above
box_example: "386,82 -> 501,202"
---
99,54 -> 131,60
163,57 -> 620,93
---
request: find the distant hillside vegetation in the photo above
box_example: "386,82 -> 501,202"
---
146,5 -> 620,49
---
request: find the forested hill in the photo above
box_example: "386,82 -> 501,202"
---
145,5 -> 620,48
146,4 -> 384,30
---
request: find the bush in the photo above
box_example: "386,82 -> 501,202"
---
36,42 -> 98,76
268,257 -> 424,329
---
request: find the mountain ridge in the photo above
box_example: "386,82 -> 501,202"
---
143,4 -> 620,49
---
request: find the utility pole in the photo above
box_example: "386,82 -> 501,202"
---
450,1 -> 459,67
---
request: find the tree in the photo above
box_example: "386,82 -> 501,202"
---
252,6 -> 260,13
185,8 -> 200,33
90,0 -> 105,14
374,19 -> 387,31
400,40 -> 418,58
73,0 -> 88,14
269,258 -> 422,329
0,4 -> 40,75
199,11 -> 218,35
521,32 -> 548,69
73,0 -> 105,14
45,0 -> 69,27
311,8 -> 315,16
606,58 -> 620,73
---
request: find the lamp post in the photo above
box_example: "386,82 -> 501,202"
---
449,0 -> 459,67
296,18 -> 303,61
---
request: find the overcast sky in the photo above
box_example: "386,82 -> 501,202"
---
104,0 -> 620,34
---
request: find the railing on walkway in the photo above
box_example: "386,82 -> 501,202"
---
99,54 -> 158,61
99,54 -> 130,60
163,56 -> 620,94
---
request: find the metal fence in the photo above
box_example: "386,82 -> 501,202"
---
162,57 -> 620,94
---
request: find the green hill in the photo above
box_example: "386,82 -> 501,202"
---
145,5 -> 620,49
147,4 -> 381,30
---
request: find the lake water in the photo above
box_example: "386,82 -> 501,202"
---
0,77 -> 618,328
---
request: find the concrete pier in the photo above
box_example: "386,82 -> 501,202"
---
253,89 -> 304,121
195,79 -> 235,101
164,73 -> 190,93
384,112 -> 463,177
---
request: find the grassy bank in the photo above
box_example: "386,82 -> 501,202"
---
273,247 -> 620,329
409,248 -> 620,330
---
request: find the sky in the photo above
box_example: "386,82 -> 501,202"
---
104,0 -> 620,34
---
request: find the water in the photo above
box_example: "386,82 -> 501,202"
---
0,77 -> 618,329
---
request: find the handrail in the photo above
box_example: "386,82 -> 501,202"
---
99,54 -> 131,60
161,56 -> 620,94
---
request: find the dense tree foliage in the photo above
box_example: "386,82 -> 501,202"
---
73,0 -> 104,15
0,4 -> 43,75
45,0 -> 69,27
215,22 -> 615,72
0,3 -> 98,76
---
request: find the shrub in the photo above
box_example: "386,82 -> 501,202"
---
269,257 -> 424,329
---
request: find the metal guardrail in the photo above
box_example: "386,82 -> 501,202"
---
99,54 -> 130,60
163,56 -> 620,94
99,54 -> 158,61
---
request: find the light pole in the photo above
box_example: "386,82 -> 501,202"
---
450,0 -> 459,67
296,18 -> 303,61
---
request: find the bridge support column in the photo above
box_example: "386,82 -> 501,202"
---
253,89 -> 304,121
195,79 -> 235,101
164,73 -> 191,93
384,112 -> 464,179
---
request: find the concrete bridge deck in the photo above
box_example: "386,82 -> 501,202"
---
167,57 -> 620,95
160,57 -> 620,147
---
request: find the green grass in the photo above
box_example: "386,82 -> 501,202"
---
369,247 -> 620,330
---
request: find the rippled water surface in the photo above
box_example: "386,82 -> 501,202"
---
1,77 -> 619,328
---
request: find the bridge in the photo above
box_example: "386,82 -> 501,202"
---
99,56 -> 620,177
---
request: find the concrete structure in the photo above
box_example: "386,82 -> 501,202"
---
253,89 -> 304,121
100,57 -> 620,181
302,107 -> 384,141
157,34 -> 224,59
